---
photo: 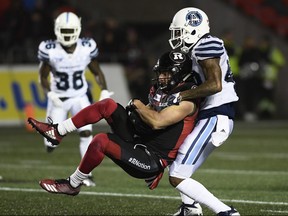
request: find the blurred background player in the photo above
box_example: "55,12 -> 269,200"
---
37,11 -> 114,187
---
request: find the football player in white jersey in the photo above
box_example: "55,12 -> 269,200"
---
37,12 -> 113,187
168,8 -> 240,216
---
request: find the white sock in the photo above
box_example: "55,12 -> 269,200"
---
176,178 -> 230,213
79,135 -> 93,177
79,136 -> 93,158
57,118 -> 77,135
69,168 -> 89,188
180,192 -> 195,205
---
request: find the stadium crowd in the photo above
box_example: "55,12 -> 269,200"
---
0,0 -> 285,121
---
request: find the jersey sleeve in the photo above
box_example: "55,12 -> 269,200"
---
193,36 -> 225,61
38,40 -> 51,62
81,38 -> 99,59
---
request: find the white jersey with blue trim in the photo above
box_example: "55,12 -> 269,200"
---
38,38 -> 99,98
190,35 -> 239,111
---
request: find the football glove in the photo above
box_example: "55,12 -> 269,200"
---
145,159 -> 168,190
99,89 -> 114,101
126,98 -> 138,114
126,98 -> 137,111
47,91 -> 64,107
165,92 -> 182,106
145,172 -> 164,190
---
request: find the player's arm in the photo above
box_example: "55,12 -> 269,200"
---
134,99 -> 196,130
39,61 -> 52,93
88,58 -> 108,90
180,58 -> 222,100
39,60 -> 64,107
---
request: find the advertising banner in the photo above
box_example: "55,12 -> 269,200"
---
0,65 -> 130,126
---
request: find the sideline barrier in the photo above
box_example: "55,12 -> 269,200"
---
0,64 -> 131,126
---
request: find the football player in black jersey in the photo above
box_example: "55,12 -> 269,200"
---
28,50 -> 201,196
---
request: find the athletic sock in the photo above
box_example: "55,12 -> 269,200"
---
79,135 -> 93,158
57,118 -> 77,135
69,168 -> 89,188
180,192 -> 196,205
79,135 -> 93,177
176,178 -> 230,213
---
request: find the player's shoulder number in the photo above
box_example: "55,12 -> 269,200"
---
81,37 -> 94,47
44,40 -> 57,49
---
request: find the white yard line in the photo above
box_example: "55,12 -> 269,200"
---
1,163 -> 288,176
1,186 -> 288,206
260,209 -> 288,214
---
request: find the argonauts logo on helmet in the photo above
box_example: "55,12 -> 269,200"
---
186,11 -> 203,27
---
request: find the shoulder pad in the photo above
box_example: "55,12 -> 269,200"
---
38,40 -> 57,62
39,40 -> 57,51
79,38 -> 98,58
80,38 -> 96,49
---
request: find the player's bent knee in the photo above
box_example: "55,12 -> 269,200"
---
79,130 -> 92,137
169,176 -> 184,187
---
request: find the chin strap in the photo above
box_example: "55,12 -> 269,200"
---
181,46 -> 190,54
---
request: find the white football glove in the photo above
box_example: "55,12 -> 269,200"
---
47,91 -> 64,107
99,89 -> 114,101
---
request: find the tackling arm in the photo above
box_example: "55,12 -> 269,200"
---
133,99 -> 196,130
180,58 -> 222,101
88,58 -> 108,90
88,58 -> 114,100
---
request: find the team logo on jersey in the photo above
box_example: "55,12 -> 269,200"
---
186,11 -> 202,27
169,51 -> 186,63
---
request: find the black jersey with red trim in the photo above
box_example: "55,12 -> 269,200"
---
130,82 -> 199,161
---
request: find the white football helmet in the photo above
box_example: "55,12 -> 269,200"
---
169,7 -> 210,53
54,12 -> 81,47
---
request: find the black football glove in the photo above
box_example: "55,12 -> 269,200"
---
126,98 -> 138,114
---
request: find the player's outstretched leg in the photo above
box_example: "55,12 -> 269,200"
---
28,117 -> 64,146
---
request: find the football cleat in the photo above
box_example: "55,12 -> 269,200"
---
173,202 -> 203,216
82,176 -> 96,187
28,117 -> 64,146
39,178 -> 81,196
217,206 -> 240,216
46,145 -> 57,153
45,141 -> 58,153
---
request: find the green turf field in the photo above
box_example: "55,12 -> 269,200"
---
1,121 -> 288,215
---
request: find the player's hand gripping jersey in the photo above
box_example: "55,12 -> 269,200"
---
38,38 -> 99,98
